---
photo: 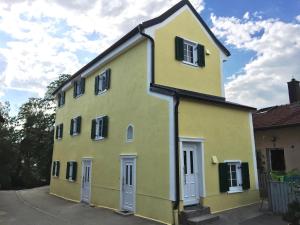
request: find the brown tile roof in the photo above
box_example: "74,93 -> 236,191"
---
253,102 -> 300,130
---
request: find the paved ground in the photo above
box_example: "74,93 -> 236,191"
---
0,186 -> 288,225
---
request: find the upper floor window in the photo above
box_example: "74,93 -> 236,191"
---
52,161 -> 60,177
55,123 -> 63,140
91,116 -> 109,140
57,92 -> 65,107
70,116 -> 81,136
95,69 -> 111,95
175,36 -> 205,67
73,78 -> 85,98
126,125 -> 134,142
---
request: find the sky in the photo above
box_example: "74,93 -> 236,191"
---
0,0 -> 299,115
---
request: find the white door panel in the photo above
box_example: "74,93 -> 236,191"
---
121,158 -> 135,212
81,160 -> 91,203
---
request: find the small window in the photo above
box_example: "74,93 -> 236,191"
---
183,40 -> 198,65
91,116 -> 109,140
73,78 -> 85,98
95,69 -> 111,95
55,123 -> 63,139
52,161 -> 60,177
70,116 -> 81,136
126,125 -> 134,142
66,161 -> 77,181
57,92 -> 65,107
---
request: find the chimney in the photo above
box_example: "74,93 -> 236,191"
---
287,78 -> 300,103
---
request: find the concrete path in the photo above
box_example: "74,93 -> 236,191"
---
0,186 -> 160,225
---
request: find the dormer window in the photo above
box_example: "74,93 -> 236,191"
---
95,69 -> 111,95
57,92 -> 65,107
73,78 -> 85,98
175,36 -> 205,67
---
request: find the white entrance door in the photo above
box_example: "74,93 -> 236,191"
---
182,142 -> 199,205
81,159 -> 91,203
121,158 -> 135,212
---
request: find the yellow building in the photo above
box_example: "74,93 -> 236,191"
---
50,1 -> 259,224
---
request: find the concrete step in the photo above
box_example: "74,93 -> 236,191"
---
182,206 -> 211,219
187,214 -> 219,225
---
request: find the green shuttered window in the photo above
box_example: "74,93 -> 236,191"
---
52,161 -> 60,177
66,161 -> 77,181
95,68 -> 111,95
55,123 -> 63,139
175,36 -> 205,67
70,116 -> 82,136
57,91 -> 65,107
91,116 -> 109,140
73,78 -> 85,98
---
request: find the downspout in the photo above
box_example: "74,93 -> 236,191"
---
138,24 -> 181,212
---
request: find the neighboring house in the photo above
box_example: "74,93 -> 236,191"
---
253,78 -> 300,173
50,1 -> 259,224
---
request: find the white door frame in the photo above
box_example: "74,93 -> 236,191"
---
179,137 -> 206,205
119,154 -> 137,212
81,158 -> 92,203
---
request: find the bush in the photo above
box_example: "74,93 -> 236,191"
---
283,200 -> 300,225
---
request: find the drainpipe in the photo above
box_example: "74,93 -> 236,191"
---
138,24 -> 181,214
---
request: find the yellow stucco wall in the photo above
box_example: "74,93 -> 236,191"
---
154,8 -> 222,96
255,126 -> 300,172
179,99 -> 259,212
50,40 -> 174,224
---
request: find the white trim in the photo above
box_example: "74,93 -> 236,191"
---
179,137 -> 206,205
119,156 -> 137,212
224,160 -> 242,163
81,158 -> 92,204
58,34 -> 144,95
224,161 -> 243,193
249,113 -> 259,189
145,40 -> 176,201
120,154 -> 137,158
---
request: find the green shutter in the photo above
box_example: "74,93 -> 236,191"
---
73,81 -> 77,98
91,119 -> 96,139
62,92 -> 65,105
219,163 -> 229,192
56,161 -> 60,177
95,76 -> 99,95
81,78 -> 85,94
70,119 -> 74,135
106,68 -> 111,90
175,36 -> 184,61
55,126 -> 58,139
57,93 -> 61,107
60,124 -> 63,139
197,44 -> 205,67
66,162 -> 70,179
72,162 -> 77,181
241,162 -> 250,190
77,116 -> 81,134
102,116 -> 109,138
52,161 -> 56,176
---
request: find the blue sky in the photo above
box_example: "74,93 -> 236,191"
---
0,0 -> 299,115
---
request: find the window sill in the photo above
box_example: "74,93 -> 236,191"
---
57,138 -> 62,141
227,190 -> 243,194
71,133 -> 79,137
74,94 -> 83,99
182,61 -> 199,67
94,137 -> 105,141
96,90 -> 108,96
68,179 -> 76,182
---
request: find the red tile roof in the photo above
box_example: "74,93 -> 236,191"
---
253,102 -> 300,130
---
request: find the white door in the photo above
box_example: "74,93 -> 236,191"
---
182,143 -> 199,205
121,158 -> 135,212
81,159 -> 91,203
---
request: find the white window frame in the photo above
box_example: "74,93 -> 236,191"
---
183,39 -> 198,66
68,161 -> 76,182
95,116 -> 105,140
126,124 -> 134,143
224,160 -> 243,193
96,71 -> 108,95
72,117 -> 79,136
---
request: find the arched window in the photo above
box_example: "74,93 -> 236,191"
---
126,125 -> 134,142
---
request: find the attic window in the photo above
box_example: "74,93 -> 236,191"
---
183,40 -> 197,65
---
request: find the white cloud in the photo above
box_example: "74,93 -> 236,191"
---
243,12 -> 250,20
0,0 -> 205,98
296,15 -> 300,22
211,14 -> 300,108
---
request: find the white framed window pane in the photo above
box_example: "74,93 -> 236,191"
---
99,119 -> 103,137
73,119 -> 77,134
69,163 -> 73,180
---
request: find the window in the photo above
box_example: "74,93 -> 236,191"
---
57,92 -> 65,107
126,125 -> 134,142
70,116 -> 81,136
91,116 -> 109,140
52,161 -> 60,177
269,149 -> 286,171
175,36 -> 205,67
73,78 -> 85,98
95,69 -> 111,95
66,161 -> 77,181
219,161 -> 250,193
55,123 -> 63,139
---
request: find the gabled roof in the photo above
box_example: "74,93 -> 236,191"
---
253,102 -> 300,130
151,84 -> 256,111
53,0 -> 230,95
